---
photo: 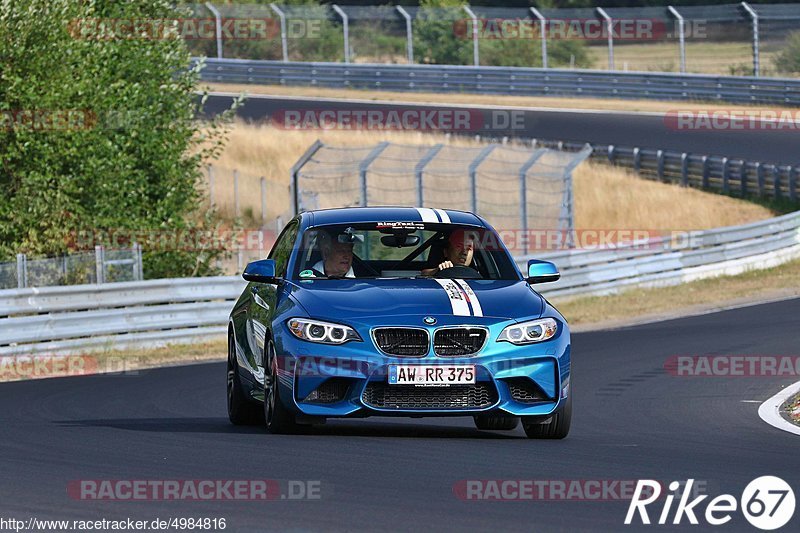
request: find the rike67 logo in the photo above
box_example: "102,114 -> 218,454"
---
625,477 -> 795,530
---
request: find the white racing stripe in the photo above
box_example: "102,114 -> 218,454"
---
433,279 -> 471,316
455,279 -> 483,317
416,207 -> 439,223
434,209 -> 451,223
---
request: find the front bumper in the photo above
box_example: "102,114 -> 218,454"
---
274,320 -> 570,418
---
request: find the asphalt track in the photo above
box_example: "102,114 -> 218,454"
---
2,298 -> 798,532
204,93 -> 800,166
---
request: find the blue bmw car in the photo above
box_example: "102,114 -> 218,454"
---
227,207 -> 571,438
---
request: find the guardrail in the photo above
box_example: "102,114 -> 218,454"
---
2,210 -> 799,356
197,58 -> 800,106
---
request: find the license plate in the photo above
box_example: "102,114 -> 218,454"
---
388,365 -> 476,386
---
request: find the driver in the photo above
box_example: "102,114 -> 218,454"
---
421,228 -> 476,277
312,231 -> 355,278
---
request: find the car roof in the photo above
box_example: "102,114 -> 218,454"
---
303,207 -> 486,228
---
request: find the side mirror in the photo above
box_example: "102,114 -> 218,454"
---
526,260 -> 560,284
243,259 -> 279,283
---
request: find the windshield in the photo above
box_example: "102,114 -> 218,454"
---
293,222 -> 521,280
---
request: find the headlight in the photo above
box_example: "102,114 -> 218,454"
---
287,318 -> 361,345
497,318 -> 558,345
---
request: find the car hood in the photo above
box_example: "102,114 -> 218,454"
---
287,278 -> 543,322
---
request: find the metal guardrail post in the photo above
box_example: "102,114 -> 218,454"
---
204,2 -> 223,59
741,162 -> 749,196
633,147 -> 641,173
607,145 -> 615,163
596,8 -> 614,70
790,166 -> 797,201
414,144 -> 444,207
270,3 -> 289,62
358,142 -> 390,207
131,243 -> 141,281
16,253 -> 26,289
290,140 -> 324,215
233,169 -> 240,218
332,5 -> 350,64
135,243 -> 144,281
701,156 -> 710,189
396,6 -> 414,64
260,177 -> 267,223
680,153 -> 689,186
95,245 -> 105,284
518,149 -> 547,256
468,145 -> 496,214
656,150 -> 665,180
668,6 -> 686,73
741,2 -> 759,77
462,6 -> 480,67
207,164 -> 215,207
529,7 -> 548,69
756,161 -> 765,195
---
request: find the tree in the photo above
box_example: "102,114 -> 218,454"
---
0,0 -> 235,278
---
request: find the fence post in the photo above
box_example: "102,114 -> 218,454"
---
721,157 -> 730,193
607,145 -> 616,163
756,161 -> 765,195
136,243 -> 144,281
233,169 -> 240,218
596,8 -> 615,70
415,144 -> 444,207
260,177 -> 267,224
668,6 -> 687,73
207,164 -> 215,207
656,150 -> 665,180
332,5 -> 350,64
701,156 -> 710,188
680,153 -> 689,186
468,144 -> 497,214
16,253 -> 26,289
741,2 -> 759,77
290,139 -> 324,215
204,2 -> 223,59
270,3 -> 289,62
396,5 -> 413,64
518,149 -> 547,256
131,243 -> 142,281
95,245 -> 105,284
530,7 -> 548,69
633,147 -> 641,173
462,6 -> 479,67
358,142 -> 391,207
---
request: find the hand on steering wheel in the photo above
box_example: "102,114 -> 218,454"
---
434,264 -> 482,279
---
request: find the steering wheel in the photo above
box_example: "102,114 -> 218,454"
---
434,265 -> 482,279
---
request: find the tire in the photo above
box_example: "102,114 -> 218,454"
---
522,393 -> 572,439
473,415 -> 519,431
227,333 -> 264,425
264,340 -> 298,434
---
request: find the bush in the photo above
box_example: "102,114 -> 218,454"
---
774,32 -> 800,74
0,0 -> 235,278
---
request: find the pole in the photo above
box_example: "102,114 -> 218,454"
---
463,6 -> 479,66
518,149 -> 547,256
396,6 -> 414,64
204,2 -> 223,59
332,5 -> 350,64
741,2 -> 759,77
596,7 -> 614,71
270,3 -> 289,62
668,6 -> 686,73
16,253 -> 26,289
530,7 -> 548,69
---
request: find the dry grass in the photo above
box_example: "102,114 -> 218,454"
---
207,121 -> 773,232
205,82 -> 797,115
555,257 -> 800,327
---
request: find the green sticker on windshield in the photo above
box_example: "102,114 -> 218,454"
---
300,269 -> 315,278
